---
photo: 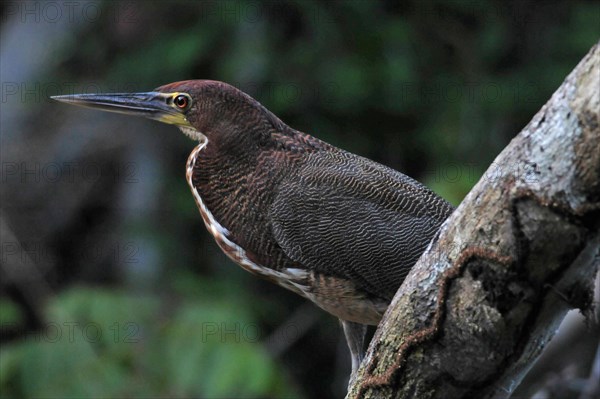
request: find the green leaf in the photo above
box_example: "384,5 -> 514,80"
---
0,298 -> 24,327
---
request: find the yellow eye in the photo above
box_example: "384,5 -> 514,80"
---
173,94 -> 191,110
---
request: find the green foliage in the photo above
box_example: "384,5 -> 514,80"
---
0,299 -> 23,327
0,286 -> 299,398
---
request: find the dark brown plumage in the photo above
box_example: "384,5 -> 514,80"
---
52,80 -> 454,376
160,80 -> 453,322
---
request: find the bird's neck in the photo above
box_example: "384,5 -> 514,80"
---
186,126 -> 333,260
192,125 -> 333,196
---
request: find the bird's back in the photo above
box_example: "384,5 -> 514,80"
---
270,145 -> 454,301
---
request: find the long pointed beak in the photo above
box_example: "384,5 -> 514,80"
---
51,92 -> 191,126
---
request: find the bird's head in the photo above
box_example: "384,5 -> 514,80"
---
52,80 -> 284,147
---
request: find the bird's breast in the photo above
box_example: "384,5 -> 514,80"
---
185,139 -> 310,295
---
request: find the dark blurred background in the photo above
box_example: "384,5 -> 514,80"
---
1,1 -> 598,398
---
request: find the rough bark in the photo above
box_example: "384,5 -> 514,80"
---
347,42 -> 600,398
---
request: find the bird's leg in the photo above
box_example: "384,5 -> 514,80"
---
341,320 -> 370,378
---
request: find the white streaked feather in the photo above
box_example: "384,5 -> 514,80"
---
183,127 -> 310,294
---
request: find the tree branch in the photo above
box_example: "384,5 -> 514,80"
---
347,41 -> 600,399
